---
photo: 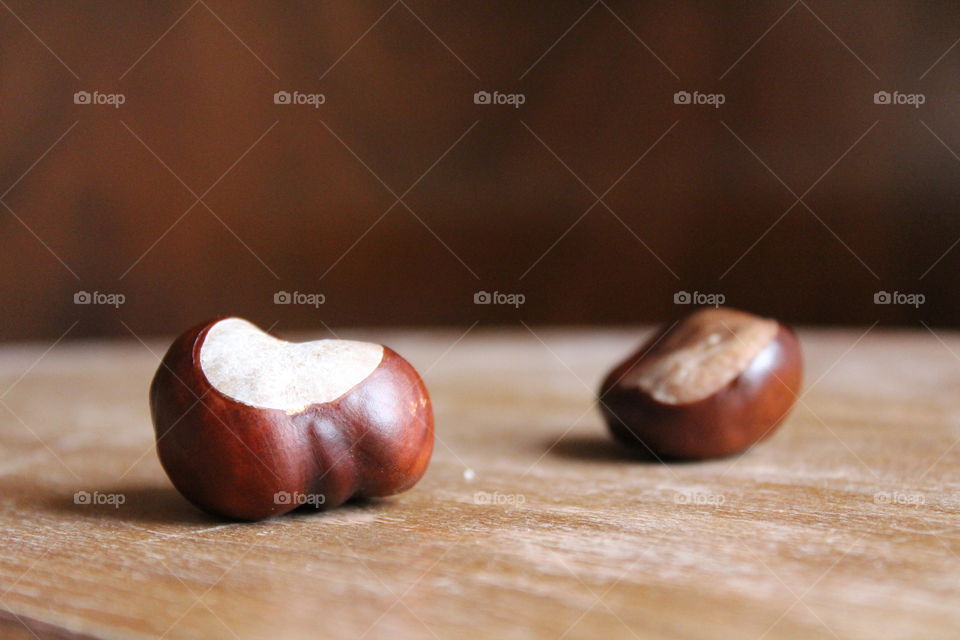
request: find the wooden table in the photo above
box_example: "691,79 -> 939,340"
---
0,326 -> 958,639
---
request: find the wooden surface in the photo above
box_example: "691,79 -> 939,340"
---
0,326 -> 958,639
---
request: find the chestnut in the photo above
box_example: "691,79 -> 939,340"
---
599,307 -> 802,460
149,317 -> 433,520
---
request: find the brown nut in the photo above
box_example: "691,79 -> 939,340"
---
149,317 -> 434,520
599,307 -> 802,460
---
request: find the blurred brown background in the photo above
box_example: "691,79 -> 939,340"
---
1,0 -> 958,341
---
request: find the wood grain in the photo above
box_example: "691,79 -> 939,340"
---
0,327 -> 958,639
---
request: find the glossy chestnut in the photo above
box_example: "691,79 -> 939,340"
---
150,317 -> 434,520
599,307 -> 802,460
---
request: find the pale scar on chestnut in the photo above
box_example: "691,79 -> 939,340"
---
599,308 -> 803,460
200,318 -> 384,414
150,317 -> 434,520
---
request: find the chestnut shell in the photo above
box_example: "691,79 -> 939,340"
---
599,320 -> 803,460
150,319 -> 434,520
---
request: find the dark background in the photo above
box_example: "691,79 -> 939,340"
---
1,1 -> 958,341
